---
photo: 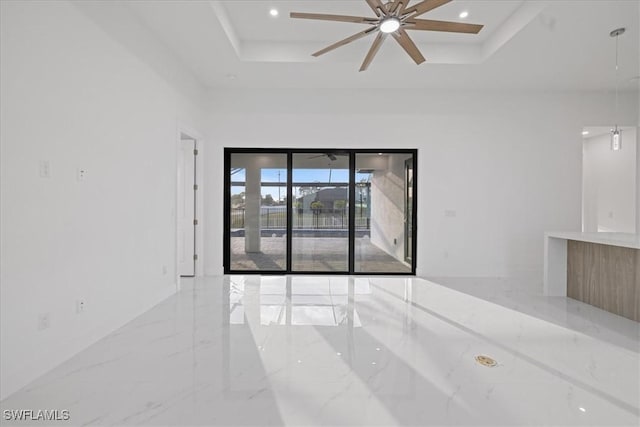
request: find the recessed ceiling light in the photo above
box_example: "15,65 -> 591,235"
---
269,8 -> 279,17
582,131 -> 589,136
579,407 -> 586,413
459,11 -> 469,19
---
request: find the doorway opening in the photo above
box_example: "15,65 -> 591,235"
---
223,149 -> 417,275
581,126 -> 637,233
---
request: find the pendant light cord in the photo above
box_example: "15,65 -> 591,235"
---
615,33 -> 619,128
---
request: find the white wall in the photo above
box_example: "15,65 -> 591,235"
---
637,4 -> 640,234
637,124 -> 640,234
370,153 -> 412,262
583,130 -> 637,233
0,1 -> 206,399
204,89 -> 638,278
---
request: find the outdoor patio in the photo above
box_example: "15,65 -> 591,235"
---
230,236 -> 411,273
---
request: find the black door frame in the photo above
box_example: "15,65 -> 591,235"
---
223,148 -> 417,275
404,157 -> 414,264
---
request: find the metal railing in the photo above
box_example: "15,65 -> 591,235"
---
230,207 -> 370,230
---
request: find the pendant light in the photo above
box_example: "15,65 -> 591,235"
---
610,27 -> 625,151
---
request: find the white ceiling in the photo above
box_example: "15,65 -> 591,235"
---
122,0 -> 640,90
221,1 -> 523,44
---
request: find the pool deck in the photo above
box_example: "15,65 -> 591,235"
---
230,237 -> 411,273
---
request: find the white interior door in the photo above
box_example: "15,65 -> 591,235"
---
178,139 -> 196,276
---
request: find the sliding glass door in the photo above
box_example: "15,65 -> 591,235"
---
227,152 -> 287,272
224,149 -> 417,275
292,153 -> 349,272
354,153 -> 413,273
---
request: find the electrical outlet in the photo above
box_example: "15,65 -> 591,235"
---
76,299 -> 85,314
77,168 -> 87,181
37,313 -> 50,331
162,265 -> 167,275
445,210 -> 457,218
39,160 -> 51,178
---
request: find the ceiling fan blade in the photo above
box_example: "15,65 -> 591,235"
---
312,27 -> 378,57
391,29 -> 426,65
406,19 -> 483,33
365,0 -> 386,16
388,0 -> 405,15
290,12 -> 378,24
402,0 -> 452,18
308,153 -> 337,160
360,32 -> 387,72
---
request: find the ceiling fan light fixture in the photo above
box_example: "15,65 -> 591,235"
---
380,17 -> 401,33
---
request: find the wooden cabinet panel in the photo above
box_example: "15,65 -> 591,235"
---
567,240 -> 639,321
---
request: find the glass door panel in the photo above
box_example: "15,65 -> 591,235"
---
354,153 -> 413,273
229,153 -> 287,271
291,153 -> 349,272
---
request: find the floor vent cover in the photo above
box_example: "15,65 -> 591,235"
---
475,355 -> 497,367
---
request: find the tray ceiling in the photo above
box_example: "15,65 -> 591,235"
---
116,0 -> 639,90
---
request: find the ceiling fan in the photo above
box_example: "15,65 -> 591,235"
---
290,0 -> 483,71
308,153 -> 338,161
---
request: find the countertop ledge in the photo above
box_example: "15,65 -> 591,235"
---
545,231 -> 640,250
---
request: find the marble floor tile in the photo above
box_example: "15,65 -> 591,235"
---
1,275 -> 638,426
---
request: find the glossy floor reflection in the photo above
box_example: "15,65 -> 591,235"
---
1,276 -> 638,426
